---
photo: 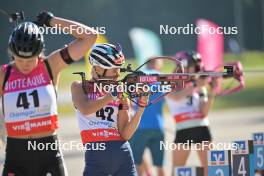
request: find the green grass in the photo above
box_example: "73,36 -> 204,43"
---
58,103 -> 75,117
213,75 -> 264,109
224,51 -> 264,69
57,52 -> 264,117
213,51 -> 264,109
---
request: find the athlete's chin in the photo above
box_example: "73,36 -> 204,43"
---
20,69 -> 32,74
112,77 -> 119,81
113,78 -> 118,81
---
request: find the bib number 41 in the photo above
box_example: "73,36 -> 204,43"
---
16,90 -> 39,109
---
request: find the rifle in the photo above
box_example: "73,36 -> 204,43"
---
74,56 -> 236,107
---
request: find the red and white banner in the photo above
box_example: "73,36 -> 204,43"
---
196,19 -> 224,94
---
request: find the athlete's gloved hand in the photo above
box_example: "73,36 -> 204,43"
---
137,95 -> 149,107
35,11 -> 54,27
209,77 -> 218,89
136,88 -> 149,107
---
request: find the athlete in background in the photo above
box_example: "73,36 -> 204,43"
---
130,59 -> 166,176
166,51 -> 217,176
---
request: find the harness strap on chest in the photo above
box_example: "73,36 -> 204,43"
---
2,64 -> 12,115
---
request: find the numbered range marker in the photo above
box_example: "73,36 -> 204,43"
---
232,140 -> 254,176
208,150 -> 231,176
253,132 -> 264,170
174,166 -> 203,176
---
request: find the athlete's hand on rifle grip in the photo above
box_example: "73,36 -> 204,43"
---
137,96 -> 148,107
136,88 -> 149,107
209,77 -> 218,89
118,97 -> 130,110
119,97 -> 129,105
35,11 -> 54,27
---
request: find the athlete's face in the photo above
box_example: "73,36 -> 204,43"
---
186,65 -> 197,81
14,56 -> 38,74
93,66 -> 120,81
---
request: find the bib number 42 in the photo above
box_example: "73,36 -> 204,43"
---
96,107 -> 114,122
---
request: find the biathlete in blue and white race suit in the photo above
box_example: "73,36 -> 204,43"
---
166,51 -> 217,176
130,59 -> 166,176
71,43 -> 149,176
